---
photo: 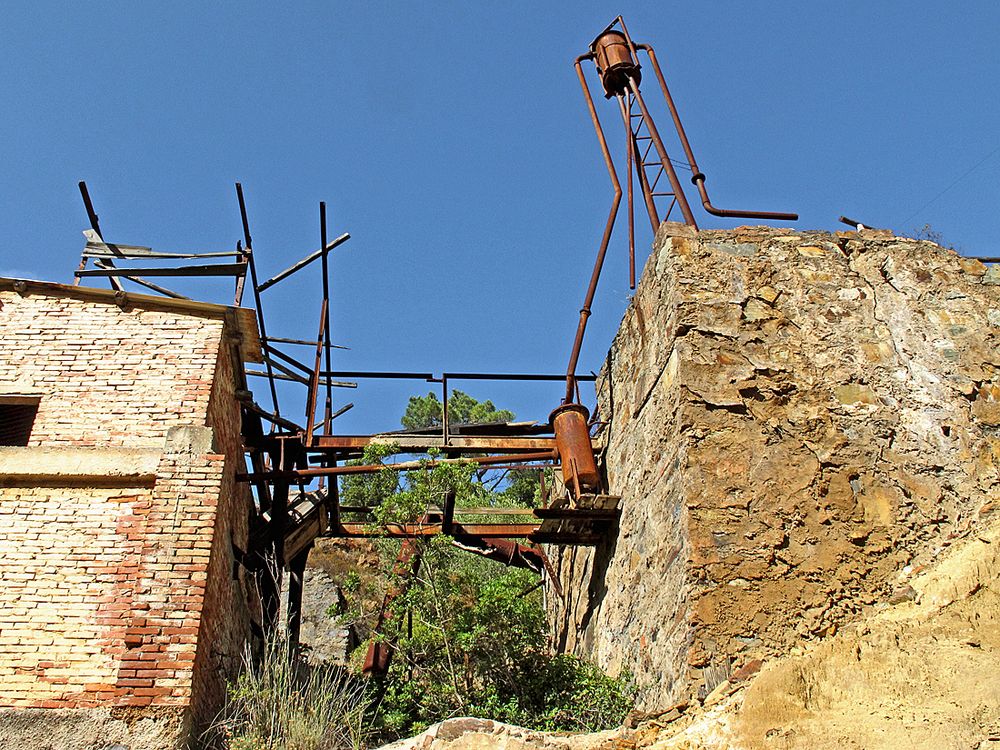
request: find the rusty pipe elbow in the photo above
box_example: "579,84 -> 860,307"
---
692,174 -> 798,221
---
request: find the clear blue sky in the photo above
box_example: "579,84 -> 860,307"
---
2,2 -> 998,433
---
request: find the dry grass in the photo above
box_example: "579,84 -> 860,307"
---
207,637 -> 369,750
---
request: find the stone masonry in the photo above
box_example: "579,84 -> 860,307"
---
549,224 -> 1000,709
0,279 -> 262,749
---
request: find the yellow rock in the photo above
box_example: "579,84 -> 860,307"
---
861,341 -> 894,363
798,245 -> 826,257
959,257 -> 987,276
755,286 -> 780,304
858,485 -> 898,526
834,384 -> 879,406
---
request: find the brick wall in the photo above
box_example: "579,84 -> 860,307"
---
0,285 -> 260,747
188,340 -> 256,734
0,290 -> 223,447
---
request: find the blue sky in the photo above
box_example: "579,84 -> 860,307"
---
2,2 -> 998,433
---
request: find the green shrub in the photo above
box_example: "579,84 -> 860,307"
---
366,552 -> 634,742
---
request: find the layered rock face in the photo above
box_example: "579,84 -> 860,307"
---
549,224 -> 1000,708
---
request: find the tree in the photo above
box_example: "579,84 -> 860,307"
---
401,390 -> 514,430
331,392 -> 633,743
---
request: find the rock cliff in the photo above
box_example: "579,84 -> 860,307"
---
549,224 -> 1000,709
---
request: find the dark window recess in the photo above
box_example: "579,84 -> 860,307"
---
0,402 -> 39,446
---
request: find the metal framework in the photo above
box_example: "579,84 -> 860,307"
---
64,16 -> 805,661
562,16 -> 798,405
69,179 -> 618,660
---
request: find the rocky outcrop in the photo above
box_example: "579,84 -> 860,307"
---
377,717 -> 625,750
549,224 -> 1000,709
387,466 -> 1000,750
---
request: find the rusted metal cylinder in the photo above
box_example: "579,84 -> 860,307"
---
591,30 -> 640,97
550,403 -> 601,495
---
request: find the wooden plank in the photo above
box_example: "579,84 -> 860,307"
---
528,532 -> 602,545
94,260 -> 190,299
85,247 -> 242,259
576,494 -> 622,511
533,508 -> 619,520
82,229 -> 238,259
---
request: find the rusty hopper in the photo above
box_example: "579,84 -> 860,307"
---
550,403 -> 601,496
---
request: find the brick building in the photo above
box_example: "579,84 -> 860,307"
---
0,278 -> 263,748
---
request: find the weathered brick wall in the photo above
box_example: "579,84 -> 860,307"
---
550,225 -> 1000,709
0,485 -> 155,706
0,451 -> 222,708
0,290 -> 222,447
0,285 -> 260,747
188,340 -> 256,734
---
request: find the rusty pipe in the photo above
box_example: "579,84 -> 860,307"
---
565,54 -> 623,404
636,44 -> 798,222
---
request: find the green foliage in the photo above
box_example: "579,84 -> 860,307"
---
339,443 -> 400,511
211,638 -> 368,750
369,553 -> 634,740
401,390 -> 514,430
329,392 -> 632,744
371,453 -> 494,528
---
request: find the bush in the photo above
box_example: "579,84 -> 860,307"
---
366,550 -> 634,742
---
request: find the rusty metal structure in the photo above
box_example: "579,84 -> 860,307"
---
562,16 -> 798,407
69,179 -> 618,664
66,16 -> 802,666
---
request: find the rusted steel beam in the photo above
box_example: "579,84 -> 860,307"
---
237,451 -> 556,482
449,534 -> 545,573
318,203 -> 335,456
442,372 -> 597,382
246,369 -> 357,388
264,343 -> 315,376
634,42 -> 797,222
565,52 -> 623,404
305,300 -> 328,439
320,369 -> 435,381
93,260 -> 190,299
76,262 -> 247,278
268,336 -> 349,351
338,506 -> 538,517
362,534 -> 424,676
237,182 -> 281,421
311,435 -> 557,452
332,522 -> 541,539
259,356 -> 311,386
255,231 -> 350,293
